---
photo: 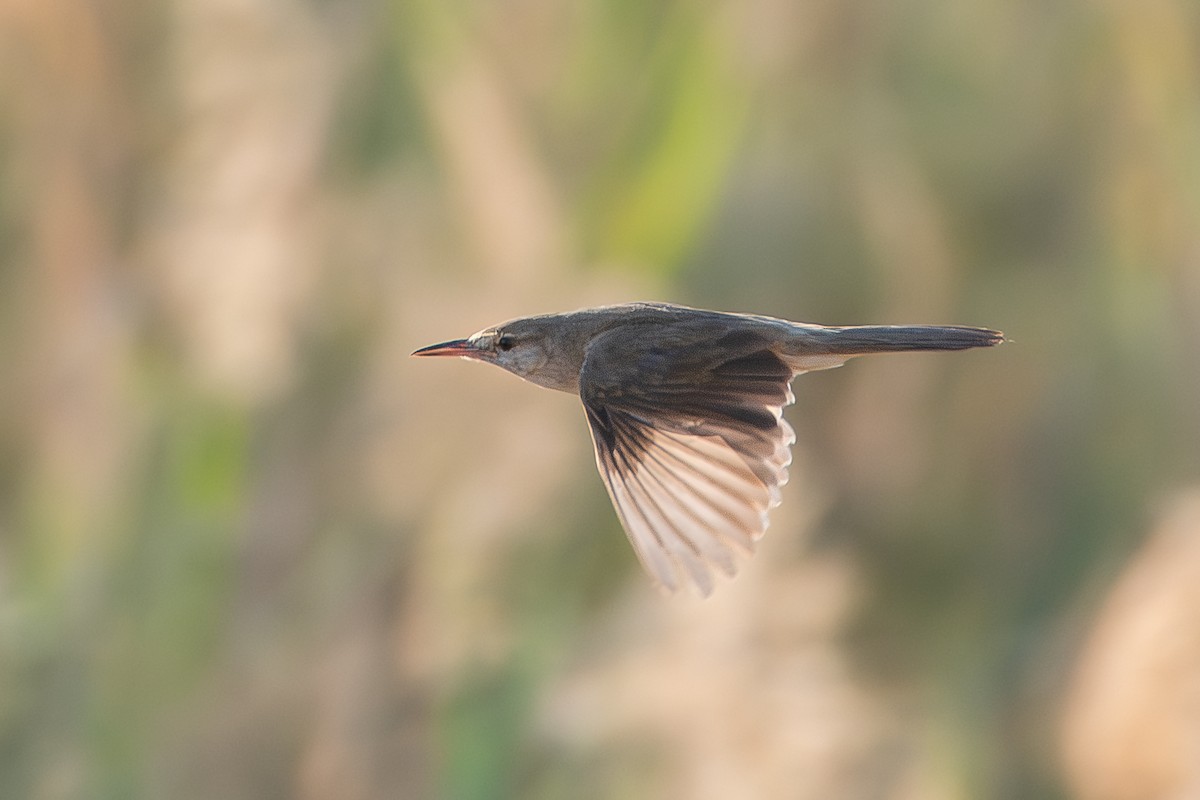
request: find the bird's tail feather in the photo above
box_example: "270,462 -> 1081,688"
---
796,324 -> 1005,354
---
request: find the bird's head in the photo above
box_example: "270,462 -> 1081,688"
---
412,313 -> 589,392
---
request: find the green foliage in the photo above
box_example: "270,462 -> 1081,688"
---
2,0 -> 1199,797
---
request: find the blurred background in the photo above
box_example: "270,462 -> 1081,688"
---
2,0 -> 1199,798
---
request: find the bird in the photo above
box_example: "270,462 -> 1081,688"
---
413,302 -> 1003,596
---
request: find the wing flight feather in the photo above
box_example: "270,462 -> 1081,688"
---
581,335 -> 799,595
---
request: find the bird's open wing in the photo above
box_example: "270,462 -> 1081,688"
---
579,328 -> 799,596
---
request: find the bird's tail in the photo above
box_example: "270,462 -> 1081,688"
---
792,324 -> 1005,355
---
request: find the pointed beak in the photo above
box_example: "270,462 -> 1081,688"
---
411,338 -> 484,358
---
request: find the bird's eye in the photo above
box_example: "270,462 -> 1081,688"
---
496,334 -> 515,352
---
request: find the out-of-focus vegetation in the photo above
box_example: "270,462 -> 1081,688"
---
2,1 -> 1199,798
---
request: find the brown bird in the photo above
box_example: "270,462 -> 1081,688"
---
413,302 -> 1003,596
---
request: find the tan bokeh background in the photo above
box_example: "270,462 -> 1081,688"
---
2,1 -> 1199,798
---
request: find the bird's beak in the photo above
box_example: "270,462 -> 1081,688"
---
411,338 -> 485,359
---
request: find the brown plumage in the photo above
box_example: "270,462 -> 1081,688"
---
413,302 -> 1004,596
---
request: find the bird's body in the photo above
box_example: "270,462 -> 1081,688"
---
414,302 -> 1003,596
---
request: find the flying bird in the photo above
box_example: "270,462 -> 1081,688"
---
414,302 -> 1003,596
